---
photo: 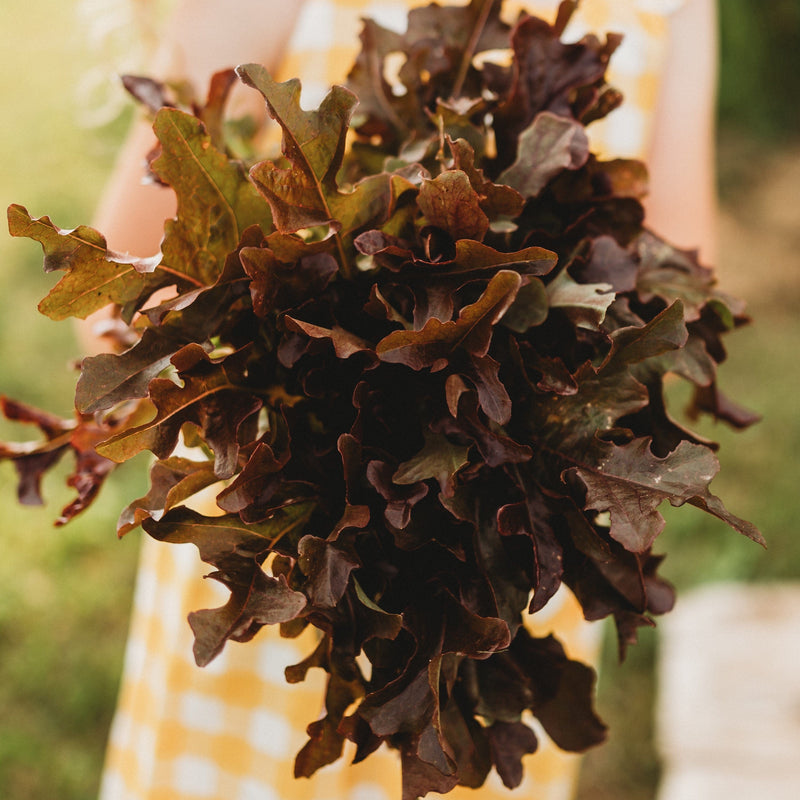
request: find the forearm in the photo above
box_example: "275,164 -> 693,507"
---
644,0 -> 718,265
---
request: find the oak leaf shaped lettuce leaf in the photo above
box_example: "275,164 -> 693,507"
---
144,502 -> 315,665
377,269 -> 522,368
96,345 -> 261,479
7,204 -> 164,320
237,65 -> 397,276
572,437 -> 765,552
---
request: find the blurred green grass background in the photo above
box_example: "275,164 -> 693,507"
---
1,1 -> 798,798
1,3 -> 143,798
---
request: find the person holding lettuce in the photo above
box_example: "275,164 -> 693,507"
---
85,1 -> 718,798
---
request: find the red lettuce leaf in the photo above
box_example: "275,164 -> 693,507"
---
1,2 -> 763,795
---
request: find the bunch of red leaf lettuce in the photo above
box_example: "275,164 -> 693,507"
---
2,1 -> 763,796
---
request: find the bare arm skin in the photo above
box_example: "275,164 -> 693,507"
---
643,0 -> 719,265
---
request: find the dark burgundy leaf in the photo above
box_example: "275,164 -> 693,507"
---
522,347 -> 579,395
294,716 -> 345,778
497,493 -> 563,613
377,270 -> 521,368
121,74 -> 174,114
295,670 -> 363,777
345,17 -> 407,140
240,244 -> 338,317
436,694 -> 492,788
297,535 -> 360,608
284,316 -> 375,361
487,720 -> 538,789
285,635 -> 328,684
367,459 -> 429,529
360,666 -> 435,738
494,12 -> 620,165
574,234 -> 640,292
462,354 -> 512,425
188,570 -> 307,666
437,392 -> 531,468
400,747 -> 459,800
441,589 -> 510,658
0,398 -> 116,520
474,503 -> 530,636
473,653 -> 532,722
690,381 -> 762,429
201,68 -> 239,150
56,426 -> 118,525
512,630 -> 607,752
5,448 -> 66,506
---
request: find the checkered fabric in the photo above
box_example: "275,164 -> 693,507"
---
99,2 -> 686,798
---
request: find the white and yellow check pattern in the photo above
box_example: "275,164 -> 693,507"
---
100,2 -> 685,798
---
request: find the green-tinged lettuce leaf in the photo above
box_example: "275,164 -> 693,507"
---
393,431 -> 471,497
573,437 -> 765,552
546,267 -> 614,330
76,250 -> 256,415
237,65 -> 396,276
152,108 -> 272,285
76,327 -> 191,414
143,502 -> 316,566
498,112 -> 590,198
529,302 -> 688,453
8,204 -> 165,320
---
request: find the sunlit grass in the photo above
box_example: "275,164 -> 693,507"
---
0,459 -> 143,799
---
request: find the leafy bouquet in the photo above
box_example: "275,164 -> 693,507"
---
2,0 -> 762,796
